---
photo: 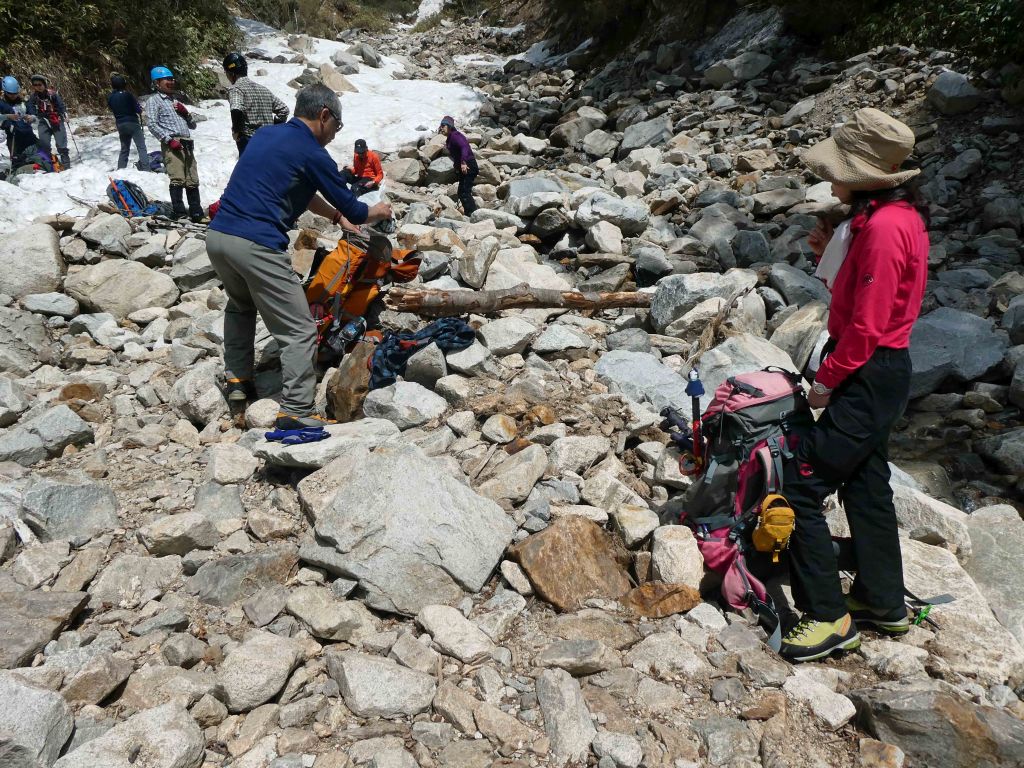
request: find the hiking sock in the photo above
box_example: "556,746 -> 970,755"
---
170,186 -> 187,218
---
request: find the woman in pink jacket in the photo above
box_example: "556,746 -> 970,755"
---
779,108 -> 929,662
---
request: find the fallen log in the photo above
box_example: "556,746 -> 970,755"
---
385,285 -> 652,316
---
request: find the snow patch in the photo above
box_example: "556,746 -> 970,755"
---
513,37 -> 594,69
0,21 -> 481,229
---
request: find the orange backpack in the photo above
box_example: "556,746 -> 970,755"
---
304,230 -> 420,346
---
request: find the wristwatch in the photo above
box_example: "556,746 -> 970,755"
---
811,382 -> 832,396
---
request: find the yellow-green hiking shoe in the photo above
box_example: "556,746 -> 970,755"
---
846,596 -> 911,635
779,613 -> 860,663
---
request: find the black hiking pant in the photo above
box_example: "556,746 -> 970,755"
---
340,168 -> 375,196
785,345 -> 911,622
456,158 -> 478,215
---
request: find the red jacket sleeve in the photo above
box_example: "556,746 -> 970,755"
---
815,222 -> 905,390
369,152 -> 383,184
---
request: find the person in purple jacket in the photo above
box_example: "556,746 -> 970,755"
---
439,115 -> 478,215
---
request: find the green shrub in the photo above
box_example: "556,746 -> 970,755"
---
0,0 -> 239,109
775,0 -> 1024,66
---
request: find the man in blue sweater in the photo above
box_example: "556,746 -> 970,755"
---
208,83 -> 392,429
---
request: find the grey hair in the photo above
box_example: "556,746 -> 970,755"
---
295,84 -> 341,120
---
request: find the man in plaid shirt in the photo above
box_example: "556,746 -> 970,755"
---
145,65 -> 206,222
223,52 -> 289,156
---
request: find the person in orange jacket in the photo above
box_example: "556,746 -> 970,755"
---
341,138 -> 383,196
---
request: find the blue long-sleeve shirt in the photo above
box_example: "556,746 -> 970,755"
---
0,97 -> 36,146
210,118 -> 370,252
108,89 -> 142,125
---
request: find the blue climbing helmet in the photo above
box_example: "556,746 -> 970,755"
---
150,66 -> 174,82
2,76 -> 19,94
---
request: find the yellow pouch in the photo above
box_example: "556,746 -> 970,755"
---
752,493 -> 795,563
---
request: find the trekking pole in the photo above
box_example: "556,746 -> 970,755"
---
67,120 -> 82,163
686,367 -> 706,473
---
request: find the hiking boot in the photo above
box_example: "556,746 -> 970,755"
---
779,613 -> 860,663
275,412 -> 337,430
846,596 -> 910,635
186,187 -> 208,224
225,378 -> 257,403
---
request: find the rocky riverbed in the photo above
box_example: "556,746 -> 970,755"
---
2,6 -> 1024,768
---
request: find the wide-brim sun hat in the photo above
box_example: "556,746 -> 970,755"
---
802,107 -> 920,191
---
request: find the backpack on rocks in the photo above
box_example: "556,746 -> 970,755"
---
666,368 -> 814,649
106,178 -> 166,217
304,230 -> 420,360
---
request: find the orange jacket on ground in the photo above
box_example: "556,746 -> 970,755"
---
351,150 -> 383,184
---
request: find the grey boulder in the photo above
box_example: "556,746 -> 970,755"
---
908,308 -> 1008,398
52,703 -> 203,768
927,70 -> 984,115
21,476 -> 119,546
0,670 -> 73,766
65,259 -> 179,319
0,224 -> 64,299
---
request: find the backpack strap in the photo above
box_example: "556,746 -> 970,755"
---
727,376 -> 765,398
734,549 -> 783,652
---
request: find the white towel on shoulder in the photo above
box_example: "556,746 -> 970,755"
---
814,219 -> 853,291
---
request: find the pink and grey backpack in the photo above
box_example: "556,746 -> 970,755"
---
672,368 -> 813,649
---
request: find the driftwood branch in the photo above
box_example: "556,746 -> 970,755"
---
385,285 -> 653,317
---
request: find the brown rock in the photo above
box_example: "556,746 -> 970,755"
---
735,149 -> 777,173
619,582 -> 700,618
0,590 -> 89,668
508,516 -> 631,611
58,382 -> 105,402
291,249 -> 316,277
857,738 -> 905,768
526,405 -> 557,425
740,691 -> 787,721
326,340 -> 374,422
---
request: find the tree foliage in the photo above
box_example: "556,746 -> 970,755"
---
236,0 -> 419,36
0,0 -> 239,109
777,0 -> 1024,66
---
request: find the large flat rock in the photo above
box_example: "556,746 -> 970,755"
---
902,538 -> 1024,685
298,442 -> 515,615
964,505 -> 1024,648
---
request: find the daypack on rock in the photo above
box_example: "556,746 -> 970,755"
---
107,178 -> 163,217
304,230 -> 420,359
669,368 -> 814,649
